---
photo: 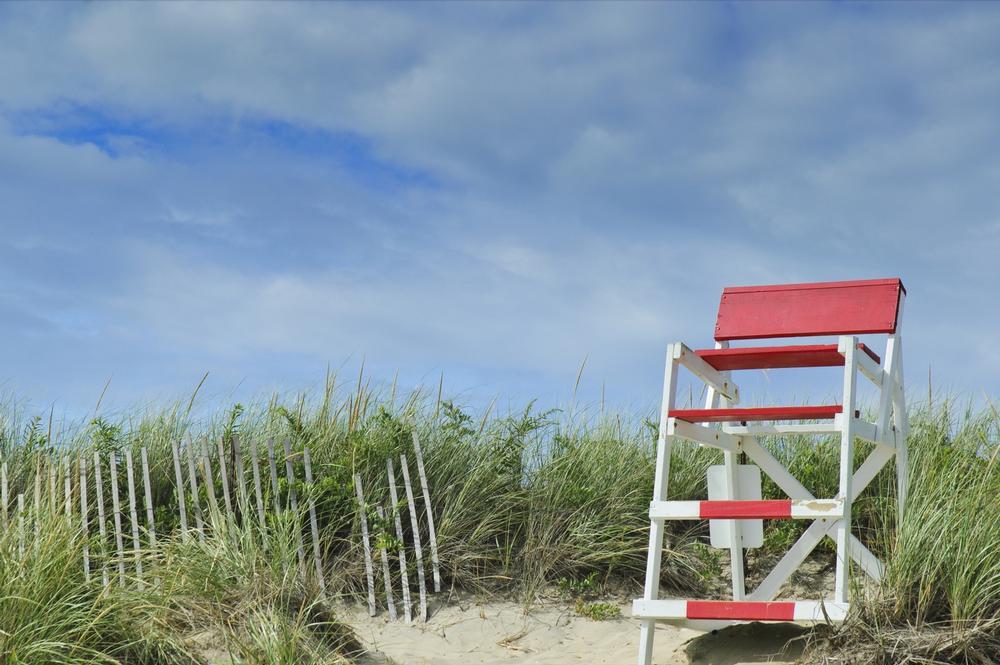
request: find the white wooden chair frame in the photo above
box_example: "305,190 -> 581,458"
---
634,291 -> 907,664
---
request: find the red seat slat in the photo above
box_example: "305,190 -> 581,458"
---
686,600 -> 795,621
669,405 -> 843,423
695,343 -> 880,371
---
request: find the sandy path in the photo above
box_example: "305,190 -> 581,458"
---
346,600 -> 805,665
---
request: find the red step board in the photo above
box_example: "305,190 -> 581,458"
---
669,405 -> 843,423
687,600 -> 795,621
699,500 -> 792,519
695,343 -> 880,371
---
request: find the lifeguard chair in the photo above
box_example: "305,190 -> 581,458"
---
634,278 -> 908,664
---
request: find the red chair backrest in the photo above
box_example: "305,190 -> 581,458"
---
714,278 -> 905,341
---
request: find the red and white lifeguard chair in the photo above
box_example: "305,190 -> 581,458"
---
634,278 -> 908,663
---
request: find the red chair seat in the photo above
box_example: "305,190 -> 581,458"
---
669,405 -> 844,423
695,343 -> 880,371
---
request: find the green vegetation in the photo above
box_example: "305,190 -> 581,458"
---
0,378 -> 997,663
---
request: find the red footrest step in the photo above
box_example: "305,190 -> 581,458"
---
632,599 -> 849,622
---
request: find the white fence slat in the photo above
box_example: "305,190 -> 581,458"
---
216,437 -> 233,516
33,460 -> 41,551
140,447 -> 159,585
124,449 -> 144,586
302,447 -> 326,589
80,456 -> 90,582
48,459 -> 56,513
1,460 -> 8,529
64,456 -> 72,520
17,493 -> 25,557
400,454 -> 428,621
267,439 -> 282,513
411,432 -> 441,593
232,434 -> 249,517
354,473 -> 378,617
184,438 -> 205,540
386,458 -> 412,623
108,452 -> 127,586
250,439 -> 268,532
200,440 -> 220,518
170,440 -> 189,540
375,505 -> 398,621
93,451 -> 109,587
282,440 -> 307,571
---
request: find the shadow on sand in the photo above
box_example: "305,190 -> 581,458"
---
685,622 -> 812,664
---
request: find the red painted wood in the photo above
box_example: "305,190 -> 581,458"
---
695,343 -> 880,371
699,500 -> 792,519
714,278 -> 904,341
686,600 -> 796,621
669,405 -> 842,423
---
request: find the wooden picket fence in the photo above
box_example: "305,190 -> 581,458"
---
0,433 -> 441,622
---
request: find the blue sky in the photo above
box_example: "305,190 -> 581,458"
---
1,2 -> 999,419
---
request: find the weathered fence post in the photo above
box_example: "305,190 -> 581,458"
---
386,458 -> 412,623
412,432 -> 441,593
399,455 -> 428,621
354,473 -> 377,617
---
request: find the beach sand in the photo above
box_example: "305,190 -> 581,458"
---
347,599 -> 807,665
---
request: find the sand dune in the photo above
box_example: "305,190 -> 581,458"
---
347,599 -> 806,665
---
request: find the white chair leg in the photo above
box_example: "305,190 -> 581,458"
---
834,338 -> 858,603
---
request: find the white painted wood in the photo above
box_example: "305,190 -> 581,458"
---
140,447 -> 159,585
790,500 -> 844,518
714,343 -> 746,602
302,447 -> 326,589
411,431 -> 441,593
108,452 -> 127,586
1,460 -> 8,529
855,348 -> 883,386
675,342 -> 740,402
200,440 -> 220,519
184,437 -> 205,540
250,439 -> 268,529
64,456 -> 72,520
667,418 -> 741,452
48,459 -> 56,513
80,456 -> 90,582
93,451 -> 109,587
266,438 -> 282,513
637,344 -> 679,665
723,423 -> 840,436
17,493 -> 25,557
890,295 -> 909,521
834,338 -> 858,603
400,454 -> 428,622
216,437 -> 233,517
33,460 -> 41,552
747,445 -> 894,601
354,473 -> 378,617
375,505 -> 398,621
707,464 -> 763,549
170,440 -> 189,541
386,458 -> 412,623
124,448 -> 144,586
232,434 -> 249,518
282,439 -> 307,571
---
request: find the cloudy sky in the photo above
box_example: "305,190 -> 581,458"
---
2,2 -> 999,418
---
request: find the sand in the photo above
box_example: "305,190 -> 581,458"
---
346,599 -> 808,665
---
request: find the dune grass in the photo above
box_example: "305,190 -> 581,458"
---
0,380 -> 997,663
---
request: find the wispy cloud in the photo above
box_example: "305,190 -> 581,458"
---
1,2 -> 999,414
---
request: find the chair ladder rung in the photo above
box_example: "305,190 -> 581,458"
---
632,599 -> 849,622
649,499 -> 843,520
